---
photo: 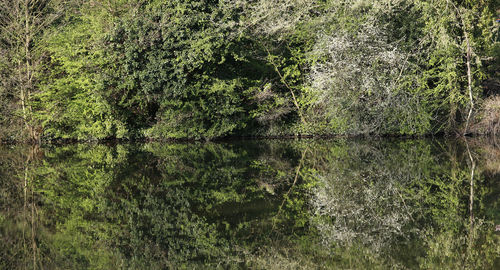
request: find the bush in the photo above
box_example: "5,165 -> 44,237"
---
472,96 -> 500,136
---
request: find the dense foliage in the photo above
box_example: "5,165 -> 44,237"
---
0,0 -> 498,141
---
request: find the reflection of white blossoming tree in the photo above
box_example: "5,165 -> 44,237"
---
306,139 -> 500,268
309,142 -> 423,253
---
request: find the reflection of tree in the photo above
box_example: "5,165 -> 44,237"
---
475,139 -> 500,225
0,139 -> 498,269
0,145 -> 42,269
306,139 -> 500,268
109,185 -> 224,268
0,141 -> 305,268
306,140 -> 433,267
0,144 -> 125,269
418,138 -> 500,269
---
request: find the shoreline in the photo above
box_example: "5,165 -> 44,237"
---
1,131 -> 495,146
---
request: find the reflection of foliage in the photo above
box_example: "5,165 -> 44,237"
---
0,139 -> 499,269
110,186 -> 224,268
0,141 -> 305,268
419,219 -> 500,269
143,142 -> 296,212
306,140 -> 432,267
307,139 -> 500,268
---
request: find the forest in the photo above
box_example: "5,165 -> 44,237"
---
0,0 -> 499,142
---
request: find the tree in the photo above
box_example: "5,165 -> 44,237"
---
306,0 -> 431,135
413,0 -> 495,133
34,1 -> 129,140
238,0 -> 317,128
0,0 -> 64,141
101,0 -> 265,140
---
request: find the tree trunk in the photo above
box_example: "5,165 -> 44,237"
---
464,35 -> 474,135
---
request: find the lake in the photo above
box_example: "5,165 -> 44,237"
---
1,138 -> 499,269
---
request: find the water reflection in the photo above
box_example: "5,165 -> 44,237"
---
0,139 -> 499,269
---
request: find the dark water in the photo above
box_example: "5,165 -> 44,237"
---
1,138 -> 499,269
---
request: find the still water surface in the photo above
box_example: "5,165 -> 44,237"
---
1,138 -> 499,269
